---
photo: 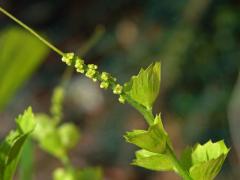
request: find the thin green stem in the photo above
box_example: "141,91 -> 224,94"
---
124,95 -> 154,125
0,6 -> 65,56
166,144 -> 192,180
124,95 -> 192,180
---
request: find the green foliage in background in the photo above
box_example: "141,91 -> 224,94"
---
31,87 -> 102,180
0,107 -> 35,180
0,27 -> 49,111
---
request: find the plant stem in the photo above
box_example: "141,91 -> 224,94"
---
0,6 -> 65,57
125,95 -> 192,180
124,95 -> 154,125
166,144 -> 192,180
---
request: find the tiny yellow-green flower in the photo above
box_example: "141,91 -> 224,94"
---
113,84 -> 123,94
62,53 -> 74,66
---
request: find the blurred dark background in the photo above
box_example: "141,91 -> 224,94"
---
0,0 -> 240,179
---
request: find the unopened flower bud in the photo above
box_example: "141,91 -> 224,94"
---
118,95 -> 125,104
75,58 -> 85,73
101,72 -> 109,81
62,53 -> 74,66
113,84 -> 123,94
100,81 -> 109,89
88,64 -> 98,70
86,69 -> 96,79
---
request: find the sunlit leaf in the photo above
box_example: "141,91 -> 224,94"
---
32,114 -> 66,158
189,140 -> 230,180
179,146 -> 192,171
132,149 -> 173,171
32,114 -> 55,141
125,114 -> 168,153
33,115 -> 80,158
191,140 -> 229,164
0,107 -> 35,180
0,27 -> 49,111
58,123 -> 80,150
19,139 -> 34,180
190,155 -> 226,180
16,107 -> 36,134
124,62 -> 161,109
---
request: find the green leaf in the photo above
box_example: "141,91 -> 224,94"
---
39,129 -> 66,159
33,115 -> 80,158
19,139 -> 34,180
191,140 -> 229,164
132,149 -> 173,171
179,146 -> 192,171
0,27 -> 49,111
32,114 -> 55,141
190,155 -> 227,180
189,140 -> 230,180
124,62 -> 161,109
16,107 -> 36,134
58,123 -> 81,150
32,114 -> 66,158
0,107 -> 35,180
2,134 -> 29,180
124,114 -> 168,153
179,140 -> 230,180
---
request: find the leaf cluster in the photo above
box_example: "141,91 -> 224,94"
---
124,62 -> 229,180
32,86 -> 102,180
0,107 -> 35,180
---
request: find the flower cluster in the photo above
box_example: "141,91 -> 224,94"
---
100,72 -> 109,89
113,84 -> 123,94
86,64 -> 98,82
61,53 -> 74,66
75,58 -> 85,73
61,53 -> 125,103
